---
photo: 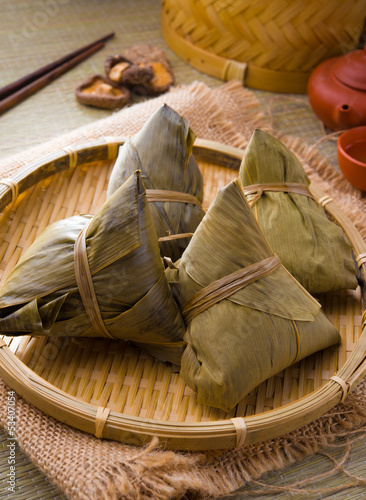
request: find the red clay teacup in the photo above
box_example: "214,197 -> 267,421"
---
337,126 -> 366,191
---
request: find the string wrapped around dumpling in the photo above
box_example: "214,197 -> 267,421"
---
239,129 -> 358,294
107,104 -> 205,261
0,171 -> 186,366
174,178 -> 341,411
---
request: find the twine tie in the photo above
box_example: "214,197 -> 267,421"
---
231,417 -> 247,448
74,219 -> 114,339
330,375 -> 350,402
95,407 -> 111,438
0,178 -> 19,203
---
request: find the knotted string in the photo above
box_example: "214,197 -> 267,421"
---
146,189 -> 202,208
243,182 -> 314,207
182,254 -> 281,324
74,219 -> 114,339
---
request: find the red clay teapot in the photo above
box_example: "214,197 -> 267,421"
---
307,46 -> 366,131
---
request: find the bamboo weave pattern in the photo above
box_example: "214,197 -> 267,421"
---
162,0 -> 365,87
0,152 -> 363,435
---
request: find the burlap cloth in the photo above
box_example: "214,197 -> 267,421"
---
0,81 -> 365,499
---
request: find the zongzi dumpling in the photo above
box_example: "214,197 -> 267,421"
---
239,129 -> 358,294
0,171 -> 186,366
107,104 -> 205,261
177,178 -> 341,411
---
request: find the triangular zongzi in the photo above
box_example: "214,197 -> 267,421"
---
177,178 -> 341,411
0,171 -> 186,366
107,104 -> 205,261
239,129 -> 358,294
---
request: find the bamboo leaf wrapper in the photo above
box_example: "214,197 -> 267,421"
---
0,171 -> 186,366
177,179 -> 341,411
107,104 -> 205,261
239,129 -> 358,294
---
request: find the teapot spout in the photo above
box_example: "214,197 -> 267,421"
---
333,104 -> 362,130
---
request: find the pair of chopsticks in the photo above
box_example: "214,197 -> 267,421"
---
0,32 -> 115,115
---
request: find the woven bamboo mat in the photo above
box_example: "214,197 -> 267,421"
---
0,0 -> 365,499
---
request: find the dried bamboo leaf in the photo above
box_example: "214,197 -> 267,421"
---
0,172 -> 185,366
107,104 -> 205,261
239,129 -> 358,294
178,179 -> 320,321
178,179 -> 341,411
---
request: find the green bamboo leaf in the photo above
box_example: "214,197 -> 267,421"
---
179,179 -> 341,411
180,179 -> 320,321
107,104 -> 205,261
0,171 -> 186,366
239,129 -> 358,293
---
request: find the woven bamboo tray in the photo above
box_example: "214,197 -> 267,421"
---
161,0 -> 366,93
0,137 -> 365,451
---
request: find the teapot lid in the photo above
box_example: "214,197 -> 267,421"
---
333,46 -> 366,91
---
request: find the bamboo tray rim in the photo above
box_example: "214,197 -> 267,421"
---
0,136 -> 365,451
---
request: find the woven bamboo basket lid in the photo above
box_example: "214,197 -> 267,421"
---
161,0 -> 366,93
0,137 -> 365,450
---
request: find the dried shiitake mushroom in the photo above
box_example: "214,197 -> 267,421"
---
104,55 -> 154,86
123,44 -> 174,95
75,75 -> 130,109
76,45 -> 175,109
138,61 -> 174,95
124,44 -> 171,68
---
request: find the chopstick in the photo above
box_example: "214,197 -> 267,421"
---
0,32 -> 115,115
